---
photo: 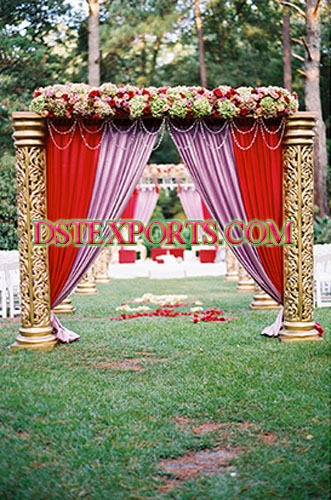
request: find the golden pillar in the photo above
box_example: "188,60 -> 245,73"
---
94,247 -> 111,284
236,263 -> 255,292
250,284 -> 281,310
224,245 -> 239,281
75,265 -> 98,294
281,112 -> 321,341
52,295 -> 75,314
10,112 -> 56,350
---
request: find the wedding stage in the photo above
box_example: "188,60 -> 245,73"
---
109,258 -> 226,280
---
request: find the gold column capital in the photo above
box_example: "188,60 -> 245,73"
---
12,112 -> 46,147
283,112 -> 317,146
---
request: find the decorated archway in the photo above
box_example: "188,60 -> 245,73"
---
10,83 -> 320,349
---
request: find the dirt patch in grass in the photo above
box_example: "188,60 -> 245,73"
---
192,422 -> 229,435
258,432 -> 278,445
173,418 -> 257,435
159,446 -> 239,480
89,357 -> 168,371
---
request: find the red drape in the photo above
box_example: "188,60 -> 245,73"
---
201,199 -> 213,220
120,188 -> 139,219
46,124 -> 102,304
232,123 -> 283,296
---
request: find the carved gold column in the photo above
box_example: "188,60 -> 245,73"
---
224,245 -> 239,281
10,112 -> 56,350
75,265 -> 98,294
281,112 -> 321,341
94,247 -> 111,284
236,264 -> 255,292
250,284 -> 281,310
52,295 -> 75,314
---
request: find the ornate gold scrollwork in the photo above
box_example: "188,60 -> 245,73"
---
10,113 -> 56,350
281,112 -> 320,341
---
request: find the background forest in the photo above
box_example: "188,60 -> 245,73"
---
0,0 -> 330,249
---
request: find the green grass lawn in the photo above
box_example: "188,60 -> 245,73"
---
0,276 -> 330,500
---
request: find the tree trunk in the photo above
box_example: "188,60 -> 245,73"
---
194,0 -> 207,88
282,9 -> 292,91
149,35 -> 162,85
305,0 -> 329,216
87,0 -> 100,87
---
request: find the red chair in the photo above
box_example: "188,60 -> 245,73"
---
199,249 -> 216,263
151,248 -> 166,263
119,249 -> 136,263
169,248 -> 185,259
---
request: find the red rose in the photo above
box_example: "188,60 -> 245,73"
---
127,91 -> 134,98
276,91 -> 282,98
62,93 -> 69,101
33,90 -> 41,98
180,92 -> 186,98
284,96 -> 290,103
92,113 -> 100,120
198,88 -> 205,94
143,106 -> 151,114
142,89 -> 150,95
213,88 -> 223,98
108,99 -> 116,107
48,110 -> 54,118
315,322 -> 324,336
240,108 -> 248,116
251,89 -> 258,94
213,110 -> 220,118
88,90 -> 99,98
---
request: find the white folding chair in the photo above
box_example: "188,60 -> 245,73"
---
0,264 -> 7,318
314,252 -> 331,308
5,262 -> 21,318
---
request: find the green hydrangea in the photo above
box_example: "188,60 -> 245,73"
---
192,97 -> 212,117
30,95 -> 47,114
218,100 -> 238,119
168,99 -> 189,118
150,96 -> 166,118
129,95 -> 146,118
259,96 -> 279,117
99,83 -> 118,96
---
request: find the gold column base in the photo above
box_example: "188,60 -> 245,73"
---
10,326 -> 57,351
280,322 -> 323,342
52,296 -> 75,314
94,275 -> 111,284
250,290 -> 281,310
74,282 -> 98,295
236,281 -> 255,293
224,272 -> 239,281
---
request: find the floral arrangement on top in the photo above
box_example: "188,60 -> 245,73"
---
30,83 -> 298,121
142,164 -> 189,179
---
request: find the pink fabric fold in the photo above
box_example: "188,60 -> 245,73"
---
261,308 -> 283,337
50,312 -> 80,343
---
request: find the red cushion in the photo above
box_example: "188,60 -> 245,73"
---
119,249 -> 136,263
199,249 -> 216,263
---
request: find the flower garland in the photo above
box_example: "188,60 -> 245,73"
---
30,83 -> 298,121
142,164 -> 189,180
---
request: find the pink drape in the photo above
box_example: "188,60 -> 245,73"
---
134,187 -> 159,225
178,188 -> 204,220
